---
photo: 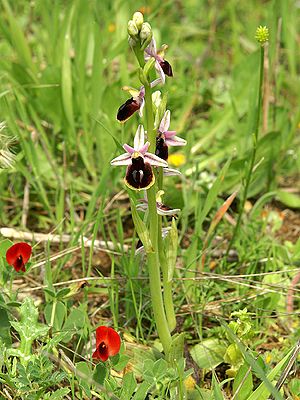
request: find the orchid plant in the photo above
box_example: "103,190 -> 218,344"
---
111,11 -> 187,359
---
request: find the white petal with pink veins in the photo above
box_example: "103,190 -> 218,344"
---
144,153 -> 168,167
165,136 -> 187,146
134,125 -> 145,150
110,153 -> 132,166
159,110 -> 171,133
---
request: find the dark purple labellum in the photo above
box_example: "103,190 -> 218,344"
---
159,60 -> 173,77
117,97 -> 140,122
125,156 -> 154,190
155,134 -> 168,160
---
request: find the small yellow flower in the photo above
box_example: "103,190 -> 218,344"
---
168,152 -> 186,167
184,375 -> 196,391
108,23 -> 116,33
265,353 -> 272,364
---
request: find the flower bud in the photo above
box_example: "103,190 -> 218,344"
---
132,12 -> 144,31
128,36 -> 138,48
140,22 -> 152,48
127,20 -> 139,37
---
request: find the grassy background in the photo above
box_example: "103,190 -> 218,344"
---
0,0 -> 300,398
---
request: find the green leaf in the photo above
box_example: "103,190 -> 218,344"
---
47,388 -> 70,399
190,338 -> 226,369
93,363 -> 107,386
56,287 -> 71,299
10,297 -> 49,348
276,190 -> 300,209
212,374 -> 224,400
223,322 -> 286,400
61,4 -> 75,137
43,288 -> 56,299
0,239 -> 13,257
129,199 -> 153,253
196,157 -> 232,233
247,351 -> 292,400
169,333 -> 185,364
120,372 -> 137,400
76,361 -> 92,397
165,218 -> 178,282
233,363 -> 253,400
44,301 -> 66,331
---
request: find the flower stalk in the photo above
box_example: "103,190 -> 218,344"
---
143,76 -> 172,355
227,27 -> 267,253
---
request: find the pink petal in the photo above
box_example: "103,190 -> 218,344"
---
110,153 -> 132,166
139,142 -> 150,154
164,130 -> 176,139
144,152 -> 168,167
159,110 -> 171,133
123,144 -> 135,154
165,136 -> 187,147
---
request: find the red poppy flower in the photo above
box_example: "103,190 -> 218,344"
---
6,242 -> 32,272
92,326 -> 121,362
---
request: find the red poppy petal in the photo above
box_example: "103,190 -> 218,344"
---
106,327 -> 121,357
6,242 -> 32,266
95,326 -> 109,347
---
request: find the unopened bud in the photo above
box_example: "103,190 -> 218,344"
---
132,12 -> 144,31
128,36 -> 138,48
140,22 -> 152,48
255,25 -> 269,45
127,20 -> 139,37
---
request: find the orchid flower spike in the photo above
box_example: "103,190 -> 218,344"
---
111,125 -> 167,190
117,79 -> 162,123
155,110 -> 187,160
145,38 -> 173,84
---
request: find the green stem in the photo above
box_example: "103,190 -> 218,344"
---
144,81 -> 172,355
227,45 -> 265,253
157,168 -> 176,331
158,216 -> 176,331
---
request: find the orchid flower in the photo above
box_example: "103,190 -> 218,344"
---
155,110 -> 187,160
137,190 -> 180,216
145,38 -> 173,84
117,79 -> 162,123
110,125 -> 167,190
